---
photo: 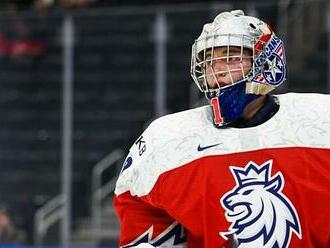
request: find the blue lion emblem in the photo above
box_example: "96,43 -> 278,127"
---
220,160 -> 301,248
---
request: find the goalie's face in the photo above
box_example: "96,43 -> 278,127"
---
202,46 -> 253,90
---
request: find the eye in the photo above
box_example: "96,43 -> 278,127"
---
205,57 -> 212,65
228,56 -> 241,62
242,189 -> 253,195
203,57 -> 213,68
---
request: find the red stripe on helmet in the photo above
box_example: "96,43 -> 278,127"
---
254,25 -> 273,54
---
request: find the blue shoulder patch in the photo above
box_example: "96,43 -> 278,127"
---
121,156 -> 133,173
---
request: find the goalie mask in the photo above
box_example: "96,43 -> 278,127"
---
191,10 -> 287,127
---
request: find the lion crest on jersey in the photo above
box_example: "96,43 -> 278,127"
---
220,160 -> 301,248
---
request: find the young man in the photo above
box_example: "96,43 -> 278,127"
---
114,10 -> 330,248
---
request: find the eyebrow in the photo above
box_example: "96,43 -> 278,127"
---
205,47 -> 243,57
227,47 -> 242,54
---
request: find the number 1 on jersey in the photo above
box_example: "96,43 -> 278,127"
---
210,97 -> 224,126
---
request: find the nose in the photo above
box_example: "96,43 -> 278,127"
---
211,59 -> 226,72
210,61 -> 232,87
223,194 -> 233,208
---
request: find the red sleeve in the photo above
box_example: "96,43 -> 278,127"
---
114,192 -> 182,247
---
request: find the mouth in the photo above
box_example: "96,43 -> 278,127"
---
225,205 -> 247,221
227,209 -> 245,217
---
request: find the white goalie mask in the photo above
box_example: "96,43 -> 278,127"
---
191,10 -> 287,127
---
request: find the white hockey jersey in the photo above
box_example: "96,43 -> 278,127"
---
114,93 -> 330,248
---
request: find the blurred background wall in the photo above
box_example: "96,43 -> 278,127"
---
0,0 -> 328,247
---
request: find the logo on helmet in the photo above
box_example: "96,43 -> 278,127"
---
220,160 -> 301,248
263,52 -> 285,85
253,35 -> 286,86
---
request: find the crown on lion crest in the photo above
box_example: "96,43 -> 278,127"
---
232,161 -> 273,186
